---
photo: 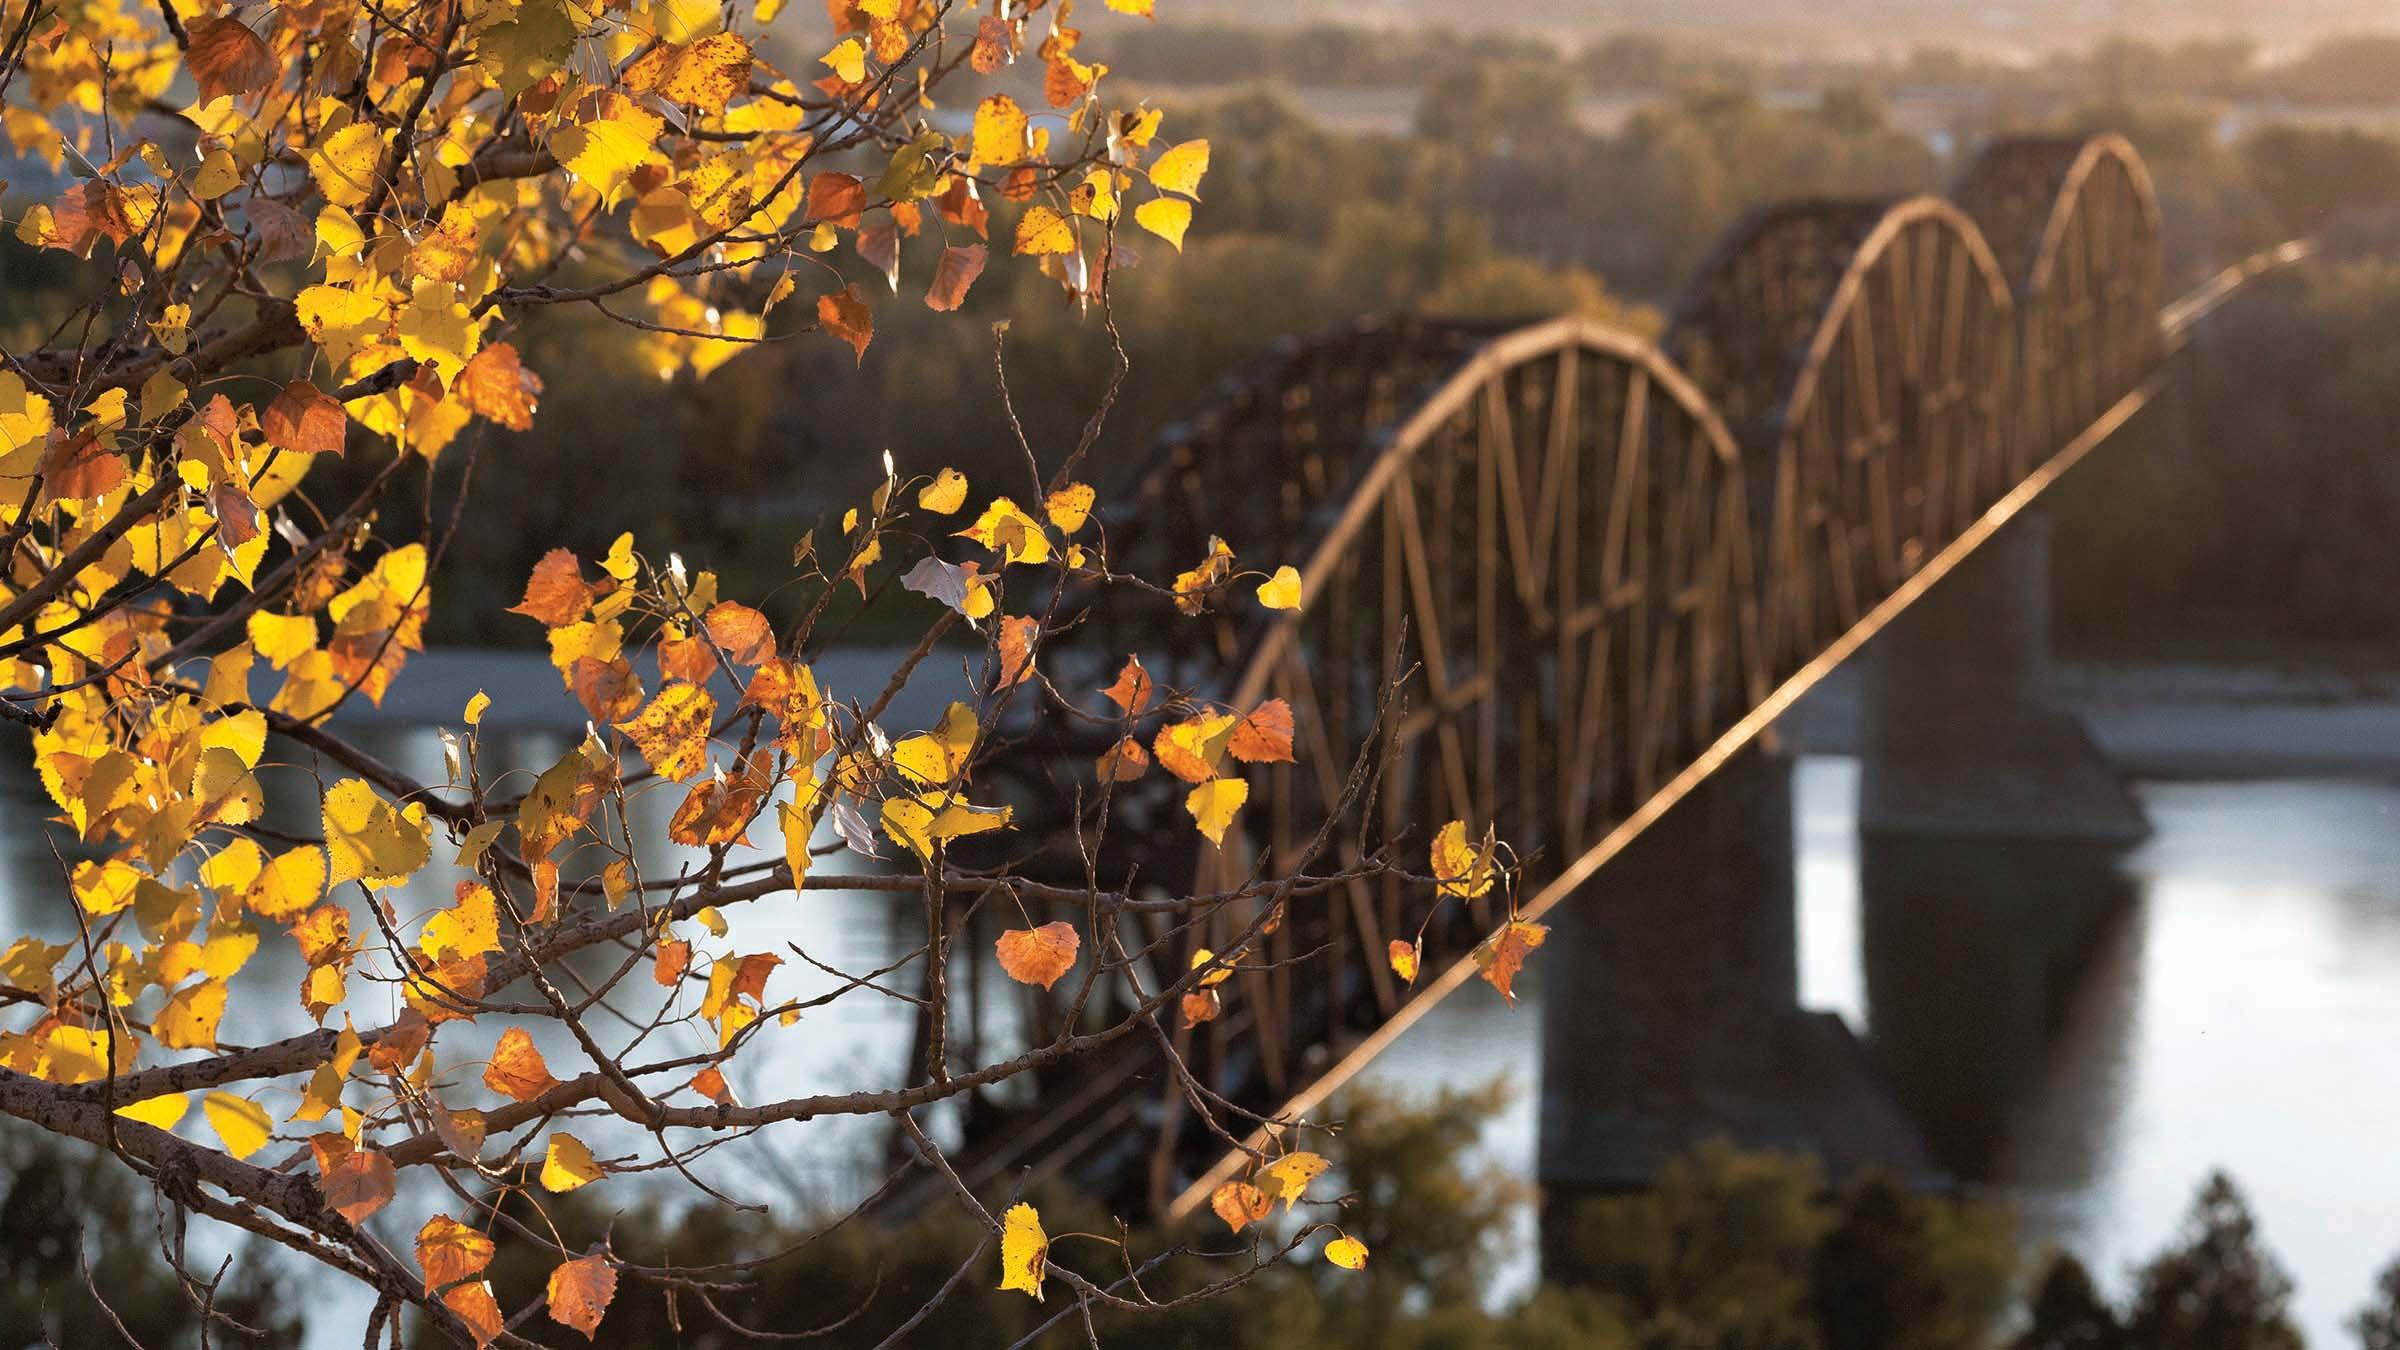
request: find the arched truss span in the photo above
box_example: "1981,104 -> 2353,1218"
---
1188,317 -> 1759,1078
1955,133 -> 2165,460
945,135 -> 2252,1221
1735,198 -> 2019,670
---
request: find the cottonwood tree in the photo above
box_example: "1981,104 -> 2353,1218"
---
0,0 -> 1532,1342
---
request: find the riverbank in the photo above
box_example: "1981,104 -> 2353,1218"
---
1785,659 -> 2400,780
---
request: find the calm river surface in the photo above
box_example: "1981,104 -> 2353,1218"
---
1357,756 -> 2400,1346
5,647 -> 2396,1344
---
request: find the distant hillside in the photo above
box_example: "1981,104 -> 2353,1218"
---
1162,0 -> 2398,56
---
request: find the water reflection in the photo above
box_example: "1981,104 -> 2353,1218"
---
1360,756 -> 2400,1344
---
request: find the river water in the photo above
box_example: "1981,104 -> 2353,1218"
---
1355,756 -> 2400,1346
6,648 -> 2397,1344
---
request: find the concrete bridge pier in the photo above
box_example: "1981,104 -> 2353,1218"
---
1858,511 -> 2149,1177
1538,742 -> 1935,1280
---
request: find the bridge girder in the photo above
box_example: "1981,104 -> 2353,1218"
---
952,134 -> 2186,1221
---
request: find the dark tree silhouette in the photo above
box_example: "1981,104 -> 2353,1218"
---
2016,1251 -> 2126,1350
2125,1172 -> 2304,1350
2354,1255 -> 2400,1350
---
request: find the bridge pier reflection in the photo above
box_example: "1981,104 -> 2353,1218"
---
1857,510 -> 2148,1177
1537,743 -> 1937,1273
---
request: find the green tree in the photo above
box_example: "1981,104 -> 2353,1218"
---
1811,1173 -> 2017,1350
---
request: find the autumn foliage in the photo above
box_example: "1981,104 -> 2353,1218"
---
0,0 -> 1539,1340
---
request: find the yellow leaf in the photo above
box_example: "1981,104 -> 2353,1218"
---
956,497 -> 1053,565
1134,197 -> 1190,252
1043,482 -> 1095,534
1260,1150 -> 1329,1211
247,611 -> 318,669
191,147 -> 241,200
1154,713 -> 1237,783
972,94 -> 1029,167
1148,140 -> 1210,197
541,1132 -> 603,1192
614,682 -> 716,782
323,779 -> 432,887
919,467 -> 968,514
1189,947 -> 1233,987
822,37 -> 866,82
309,122 -> 388,209
1186,777 -> 1248,845
246,845 -> 327,921
201,708 -> 267,769
1324,1235 -> 1370,1270
424,882 -> 500,963
995,922 -> 1079,990
1257,565 -> 1303,610
115,1092 -> 190,1130
464,690 -> 489,726
1388,938 -> 1420,985
890,701 -> 977,787
1432,820 -> 1499,900
202,1091 -> 272,1159
880,791 -> 1011,862
552,113 -> 665,204
157,979 -> 229,1050
998,1202 -> 1048,1300
1014,204 -> 1076,256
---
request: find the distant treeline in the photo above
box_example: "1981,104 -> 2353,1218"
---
1115,21 -> 2400,107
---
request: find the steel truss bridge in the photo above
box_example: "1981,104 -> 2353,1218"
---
950,134 -> 2311,1223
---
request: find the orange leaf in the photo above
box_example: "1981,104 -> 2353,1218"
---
456,343 -> 540,432
1228,699 -> 1294,764
321,1146 -> 395,1224
444,1282 -> 505,1348
263,380 -> 347,456
659,629 -> 717,685
654,938 -> 692,986
417,1214 -> 495,1295
483,1027 -> 558,1102
925,243 -> 987,311
1210,1180 -> 1271,1233
1101,655 -> 1154,716
1182,988 -> 1220,1025
817,285 -> 872,364
970,15 -> 1010,72
1475,919 -> 1548,1004
546,1252 -> 619,1340
509,549 -> 594,627
995,615 -> 1038,691
570,656 -> 644,723
703,601 -> 775,664
804,171 -> 866,226
1095,736 -> 1148,782
995,922 -> 1079,990
39,432 -> 124,502
185,15 -> 275,102
691,1066 -> 733,1103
